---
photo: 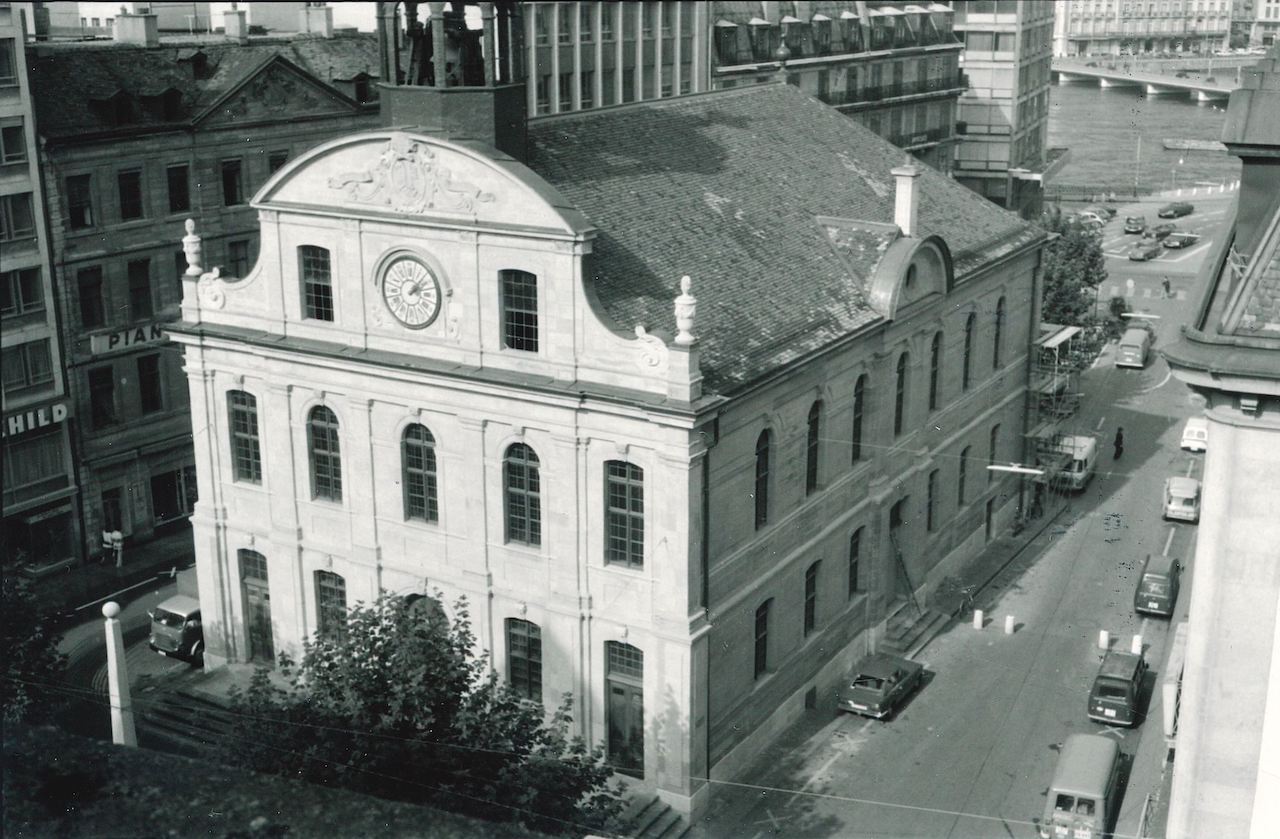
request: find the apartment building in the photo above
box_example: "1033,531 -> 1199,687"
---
1053,0 -> 1233,56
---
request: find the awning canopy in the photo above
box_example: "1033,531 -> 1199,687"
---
1036,325 -> 1084,350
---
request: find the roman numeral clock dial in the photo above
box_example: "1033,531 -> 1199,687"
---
381,257 -> 440,329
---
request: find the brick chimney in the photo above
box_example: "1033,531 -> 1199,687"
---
223,9 -> 249,45
892,161 -> 923,237
114,9 -> 159,48
300,3 -> 334,38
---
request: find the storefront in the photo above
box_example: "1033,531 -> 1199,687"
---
2,398 -> 81,573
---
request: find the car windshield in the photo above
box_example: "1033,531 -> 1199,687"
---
1054,794 -> 1075,812
1143,575 -> 1170,595
1075,798 -> 1095,816
853,675 -> 885,691
1180,497 -> 1196,507
1097,682 -> 1129,699
153,609 -> 186,628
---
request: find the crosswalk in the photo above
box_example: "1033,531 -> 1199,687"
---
1107,285 -> 1187,301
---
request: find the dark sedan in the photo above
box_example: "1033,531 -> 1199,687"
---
1144,222 -> 1177,240
1123,216 -> 1147,234
1128,240 -> 1164,261
1162,231 -> 1201,249
837,653 -> 925,719
1157,201 -> 1194,218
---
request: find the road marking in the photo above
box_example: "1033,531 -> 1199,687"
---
1162,242 -> 1212,263
1140,617 -> 1151,639
1143,288 -> 1152,298
1186,459 -> 1195,478
1163,527 -> 1177,557
1096,416 -> 1106,430
1177,290 -> 1187,300
1100,726 -> 1128,739
1138,369 -> 1173,394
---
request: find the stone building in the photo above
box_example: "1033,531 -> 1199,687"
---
1,3 -> 79,574
29,9 -> 381,561
172,0 -> 1047,817
1162,46 -> 1280,839
1052,0 -> 1232,56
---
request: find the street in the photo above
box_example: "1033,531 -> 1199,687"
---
699,200 -> 1215,839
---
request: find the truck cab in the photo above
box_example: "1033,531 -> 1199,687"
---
149,594 -> 204,666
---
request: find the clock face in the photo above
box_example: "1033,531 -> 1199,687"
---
381,257 -> 440,329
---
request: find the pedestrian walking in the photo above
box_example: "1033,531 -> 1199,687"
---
1113,427 -> 1125,460
1162,276 -> 1172,298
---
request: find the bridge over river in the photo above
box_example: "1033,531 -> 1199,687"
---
1051,60 -> 1242,103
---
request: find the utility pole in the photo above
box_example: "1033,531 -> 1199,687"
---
102,602 -> 137,747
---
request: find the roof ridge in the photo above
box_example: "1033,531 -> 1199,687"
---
530,80 -> 790,125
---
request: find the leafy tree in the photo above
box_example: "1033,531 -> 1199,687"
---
1038,207 -> 1108,327
225,594 -> 624,836
1,576 -> 68,724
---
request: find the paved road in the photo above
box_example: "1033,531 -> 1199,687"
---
1094,193 -> 1234,296
700,253 -> 1204,839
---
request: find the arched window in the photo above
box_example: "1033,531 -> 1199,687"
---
804,561 -> 820,636
963,312 -> 977,390
504,443 -> 542,546
402,424 -> 438,522
307,406 -> 342,501
299,245 -> 333,321
805,401 -> 822,494
314,570 -> 346,641
989,424 -> 1000,482
927,469 -> 939,531
500,270 -> 539,352
958,445 -> 971,506
227,390 -> 261,483
754,599 -> 771,679
605,461 -> 644,569
929,331 -> 942,411
993,296 -> 1006,370
754,430 -> 771,529
848,527 -> 863,598
851,375 -> 866,464
894,352 -> 909,436
506,618 -> 542,702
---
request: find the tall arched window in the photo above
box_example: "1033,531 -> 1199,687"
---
894,352 -> 909,436
958,445 -> 971,506
227,390 -> 261,483
804,561 -> 820,636
929,331 -> 942,411
993,296 -> 1006,370
754,430 -> 771,529
500,270 -> 539,352
851,375 -> 866,464
805,401 -> 822,495
963,312 -> 977,390
927,469 -> 938,531
754,599 -> 772,679
504,443 -> 542,546
989,424 -> 1000,482
402,424 -> 439,522
847,527 -> 863,598
307,406 -> 342,501
605,461 -> 645,569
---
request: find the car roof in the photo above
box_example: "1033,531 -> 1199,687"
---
156,594 -> 201,616
1055,734 -> 1120,796
1184,416 -> 1208,431
1166,476 -> 1201,495
855,652 -> 917,677
1098,650 -> 1143,680
1144,552 -> 1179,575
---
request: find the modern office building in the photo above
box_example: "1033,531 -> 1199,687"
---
952,0 -> 1059,218
174,0 -> 1048,819
1,2 -> 80,575
1053,0 -> 1232,56
28,7 -> 381,562
1161,46 -> 1280,839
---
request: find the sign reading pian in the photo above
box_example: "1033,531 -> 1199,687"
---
90,323 -> 166,355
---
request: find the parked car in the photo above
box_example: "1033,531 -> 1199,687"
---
1123,216 -> 1147,234
1076,210 -> 1108,226
1088,650 -> 1147,727
1163,477 -> 1202,523
1128,240 -> 1164,261
1157,201 -> 1194,218
1085,205 -> 1117,220
1144,222 -> 1177,240
1134,553 -> 1182,618
1162,231 -> 1200,249
837,653 -> 924,719
1180,416 -> 1208,452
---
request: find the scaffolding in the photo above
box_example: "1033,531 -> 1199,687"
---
1025,323 -> 1094,495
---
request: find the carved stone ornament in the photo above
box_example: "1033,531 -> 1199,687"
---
634,325 -> 669,374
674,275 -> 697,346
183,219 -> 203,277
197,266 -> 225,310
328,133 -> 496,215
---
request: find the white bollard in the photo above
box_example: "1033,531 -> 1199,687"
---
973,609 -> 984,630
1131,634 -> 1143,655
1098,629 -> 1111,650
1005,615 -> 1015,635
102,602 -> 137,747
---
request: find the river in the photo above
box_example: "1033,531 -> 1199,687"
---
1047,82 -> 1241,193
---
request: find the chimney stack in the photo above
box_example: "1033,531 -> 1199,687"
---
300,3 -> 334,38
891,161 -> 923,238
114,9 -> 159,48
223,9 -> 249,45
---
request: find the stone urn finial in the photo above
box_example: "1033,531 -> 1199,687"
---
182,219 -> 203,277
674,275 -> 697,346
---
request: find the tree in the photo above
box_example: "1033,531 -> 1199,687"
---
1038,208 -> 1108,327
1,576 -> 68,724
225,594 -> 624,836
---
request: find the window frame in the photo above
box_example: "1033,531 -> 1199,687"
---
993,296 -> 1006,370
504,443 -> 542,547
894,352 -> 909,436
929,331 -> 942,411
754,599 -> 771,680
851,375 -> 866,463
66,173 -> 94,230
1,267 -> 44,320
1,122 -> 27,164
805,401 -> 822,495
307,406 -> 343,502
963,312 -> 977,390
221,158 -> 245,206
228,390 -> 263,484
848,527 -> 862,598
227,239 -> 251,277
1,192 -> 34,241
127,258 -> 153,320
958,445 -> 971,506
136,352 -> 163,414
754,429 -> 771,530
117,168 -> 145,221
88,365 -> 117,428
166,164 -> 190,214
989,424 -> 1000,481
0,39 -> 16,87
300,246 -> 334,322
804,561 -> 820,637
78,266 -> 106,328
927,469 -> 938,531
402,423 -> 440,523
604,460 -> 645,569
506,618 -> 543,702
314,570 -> 347,641
1,339 -> 54,396
499,270 -> 539,352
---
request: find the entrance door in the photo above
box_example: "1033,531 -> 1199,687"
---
605,641 -> 644,778
239,550 -> 274,664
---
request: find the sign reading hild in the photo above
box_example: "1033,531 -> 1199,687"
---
90,323 -> 166,355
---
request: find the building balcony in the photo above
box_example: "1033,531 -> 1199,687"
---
825,74 -> 966,107
893,126 -> 954,148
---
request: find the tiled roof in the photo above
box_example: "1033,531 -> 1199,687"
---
526,83 -> 1042,394
1228,201 -> 1280,337
29,34 -> 378,138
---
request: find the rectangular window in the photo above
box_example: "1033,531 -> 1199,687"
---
221,159 -> 244,206
314,571 -> 347,641
267,150 -> 289,174
78,266 -> 106,328
754,600 -> 770,679
300,246 -> 334,321
228,390 -> 262,483
117,169 -> 144,220
2,426 -> 68,504
166,164 -> 190,213
88,366 -> 117,428
959,446 -> 970,506
0,39 -> 15,86
580,4 -> 593,41
580,70 -> 594,108
1,267 -> 44,319
1,192 -> 34,240
137,353 -> 163,414
848,528 -> 862,598
558,3 -> 573,43
1,122 -> 26,164
601,5 -> 615,41
536,75 -> 551,115
66,174 -> 94,229
500,270 -> 539,352
227,240 -> 250,276
605,461 -> 645,569
128,259 -> 153,319
602,69 -> 617,105
558,72 -> 573,109
804,562 -> 819,637
927,470 -> 938,530
507,619 -> 543,701
1,340 -> 54,396
534,4 -> 549,45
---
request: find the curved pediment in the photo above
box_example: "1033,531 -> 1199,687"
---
866,235 -> 954,320
253,130 -> 593,238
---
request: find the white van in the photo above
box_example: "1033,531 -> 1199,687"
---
1115,327 -> 1152,368
1180,417 -> 1208,452
1163,477 -> 1201,523
1047,435 -> 1098,491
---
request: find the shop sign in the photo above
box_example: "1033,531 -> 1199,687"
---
3,401 -> 70,440
90,322 -> 166,355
